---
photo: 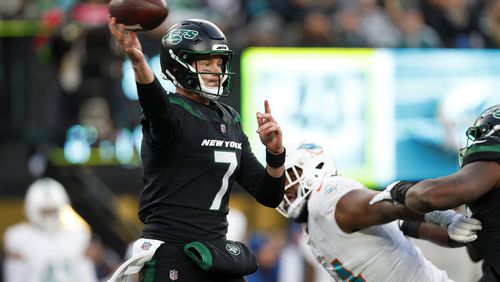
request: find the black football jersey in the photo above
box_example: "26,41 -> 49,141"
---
463,136 -> 500,277
136,78 -> 283,243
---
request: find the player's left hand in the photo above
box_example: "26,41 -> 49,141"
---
425,210 -> 482,243
447,214 -> 482,243
256,100 -> 283,155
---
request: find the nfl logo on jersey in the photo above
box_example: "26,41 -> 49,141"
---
169,269 -> 178,281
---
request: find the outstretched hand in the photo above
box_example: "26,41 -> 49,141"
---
256,100 -> 283,155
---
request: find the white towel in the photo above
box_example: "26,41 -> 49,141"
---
107,238 -> 164,282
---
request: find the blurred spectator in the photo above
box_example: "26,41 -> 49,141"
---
2,178 -> 97,282
87,235 -> 122,282
478,0 -> 500,48
247,225 -> 328,282
0,0 -> 24,18
332,7 -> 366,47
293,9 -> 336,47
357,0 -> 401,47
277,224 -> 305,282
398,7 -> 442,48
421,0 -> 483,48
267,0 -> 339,24
235,10 -> 285,48
278,223 -> 327,282
247,230 -> 285,282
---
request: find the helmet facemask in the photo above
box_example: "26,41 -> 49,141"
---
161,35 -> 235,100
25,178 -> 70,232
281,166 -> 314,220
276,143 -> 338,219
459,104 -> 500,166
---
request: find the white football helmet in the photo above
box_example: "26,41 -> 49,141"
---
276,142 -> 338,219
24,178 -> 70,232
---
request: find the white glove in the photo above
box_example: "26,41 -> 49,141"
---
425,210 -> 482,243
447,214 -> 482,243
369,181 -> 400,205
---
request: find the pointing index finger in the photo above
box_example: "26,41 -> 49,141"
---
264,100 -> 271,114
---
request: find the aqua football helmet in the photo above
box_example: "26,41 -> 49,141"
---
24,178 -> 70,232
459,104 -> 500,165
160,19 -> 235,101
277,142 -> 338,219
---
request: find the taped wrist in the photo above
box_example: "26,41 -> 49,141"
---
399,220 -> 421,238
390,181 -> 416,205
266,147 -> 286,168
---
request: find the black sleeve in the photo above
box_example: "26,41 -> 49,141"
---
236,136 -> 285,208
137,76 -> 181,145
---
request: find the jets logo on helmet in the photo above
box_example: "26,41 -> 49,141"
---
163,29 -> 199,45
493,110 -> 500,119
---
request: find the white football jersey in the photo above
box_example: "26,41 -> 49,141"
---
3,223 -> 97,282
305,176 -> 452,282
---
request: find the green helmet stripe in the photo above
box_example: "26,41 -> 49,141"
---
464,144 -> 500,156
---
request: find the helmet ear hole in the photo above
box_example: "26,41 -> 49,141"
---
306,179 -> 314,187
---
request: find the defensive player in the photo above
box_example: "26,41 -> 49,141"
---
371,104 -> 500,281
277,143 -> 482,281
107,18 -> 285,282
3,178 -> 96,282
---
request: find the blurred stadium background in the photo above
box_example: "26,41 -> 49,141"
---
1,0 -> 498,281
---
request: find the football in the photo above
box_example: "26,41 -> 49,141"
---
109,0 -> 168,31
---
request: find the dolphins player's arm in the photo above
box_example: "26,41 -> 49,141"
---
335,188 -> 424,233
398,220 -> 462,248
335,188 -> 481,246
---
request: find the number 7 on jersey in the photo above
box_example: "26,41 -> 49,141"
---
209,151 -> 237,210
